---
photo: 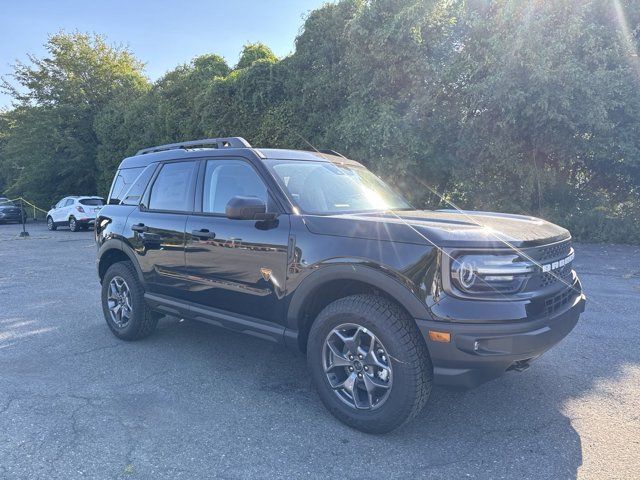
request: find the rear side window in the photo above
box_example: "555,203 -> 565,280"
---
79,198 -> 105,206
64,199 -> 74,207
120,165 -> 156,206
108,167 -> 144,205
148,161 -> 198,212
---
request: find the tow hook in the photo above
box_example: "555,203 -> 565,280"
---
507,360 -> 531,372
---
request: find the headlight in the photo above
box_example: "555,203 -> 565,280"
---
450,253 -> 534,296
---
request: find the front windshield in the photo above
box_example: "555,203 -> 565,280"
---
266,159 -> 411,214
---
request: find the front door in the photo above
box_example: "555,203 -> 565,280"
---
184,158 -> 290,324
126,160 -> 199,297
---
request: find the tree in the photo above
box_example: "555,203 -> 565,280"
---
0,32 -> 147,202
1,2 -> 639,242
236,43 -> 278,69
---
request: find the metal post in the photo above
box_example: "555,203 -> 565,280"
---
19,198 -> 29,237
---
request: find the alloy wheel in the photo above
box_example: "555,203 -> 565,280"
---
322,323 -> 393,410
107,276 -> 133,328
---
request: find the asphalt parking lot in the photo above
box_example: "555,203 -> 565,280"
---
0,222 -> 638,479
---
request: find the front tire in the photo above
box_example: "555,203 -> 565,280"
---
47,216 -> 57,231
101,261 -> 160,340
308,294 -> 432,433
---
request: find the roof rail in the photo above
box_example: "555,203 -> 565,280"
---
135,137 -> 252,156
318,149 -> 346,158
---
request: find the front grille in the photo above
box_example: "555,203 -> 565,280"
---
525,239 -> 574,290
520,238 -> 580,317
544,288 -> 574,316
537,240 -> 572,262
541,265 -> 573,287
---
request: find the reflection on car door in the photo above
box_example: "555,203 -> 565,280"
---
126,160 -> 198,298
53,198 -> 70,224
184,158 -> 290,324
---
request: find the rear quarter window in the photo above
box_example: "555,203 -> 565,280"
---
120,164 -> 157,206
108,167 -> 145,205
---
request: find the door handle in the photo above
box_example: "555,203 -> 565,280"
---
131,223 -> 148,233
191,228 -> 216,239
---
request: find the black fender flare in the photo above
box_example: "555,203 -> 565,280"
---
97,238 -> 144,284
285,264 -> 432,333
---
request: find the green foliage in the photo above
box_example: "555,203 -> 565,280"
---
236,43 -> 278,69
1,2 -> 639,243
0,32 -> 147,202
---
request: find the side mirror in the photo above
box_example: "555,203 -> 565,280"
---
225,196 -> 276,221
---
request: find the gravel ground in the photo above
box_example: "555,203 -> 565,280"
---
0,222 -> 638,479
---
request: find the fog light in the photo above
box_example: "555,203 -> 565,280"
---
428,330 -> 451,343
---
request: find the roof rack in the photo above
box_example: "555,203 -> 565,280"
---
135,137 -> 252,156
318,149 -> 346,158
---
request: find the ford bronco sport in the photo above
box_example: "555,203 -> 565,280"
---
96,137 -> 586,433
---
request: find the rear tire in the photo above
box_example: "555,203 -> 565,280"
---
69,216 -> 79,232
47,216 -> 57,231
101,261 -> 160,341
308,294 -> 432,433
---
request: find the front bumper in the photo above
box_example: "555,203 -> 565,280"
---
0,213 -> 22,222
417,290 -> 586,388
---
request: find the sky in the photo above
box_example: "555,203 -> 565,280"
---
0,0 -> 328,109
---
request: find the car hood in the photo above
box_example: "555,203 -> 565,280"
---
301,209 -> 570,248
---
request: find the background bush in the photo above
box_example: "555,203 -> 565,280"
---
1,0 -> 639,243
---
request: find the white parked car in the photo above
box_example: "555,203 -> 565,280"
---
46,196 -> 105,232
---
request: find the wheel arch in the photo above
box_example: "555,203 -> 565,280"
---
97,241 -> 144,285
286,265 -> 431,352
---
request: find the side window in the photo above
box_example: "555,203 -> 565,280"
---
108,167 -> 144,205
202,160 -> 268,214
64,199 -> 74,207
55,199 -> 66,208
148,161 -> 198,212
121,164 -> 157,206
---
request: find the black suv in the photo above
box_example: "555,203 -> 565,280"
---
0,197 -> 26,224
96,137 -> 586,433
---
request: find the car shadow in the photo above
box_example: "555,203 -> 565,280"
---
144,315 -> 587,479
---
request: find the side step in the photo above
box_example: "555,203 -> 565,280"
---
144,293 -> 285,344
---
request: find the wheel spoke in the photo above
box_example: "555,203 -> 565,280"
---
335,327 -> 361,354
333,372 -> 357,394
362,372 -> 391,392
325,341 -> 351,372
351,378 -> 371,410
366,349 -> 389,371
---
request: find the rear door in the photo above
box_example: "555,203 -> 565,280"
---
184,158 -> 290,324
52,198 -> 70,223
125,160 -> 199,298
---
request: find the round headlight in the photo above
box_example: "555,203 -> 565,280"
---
457,260 -> 476,289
